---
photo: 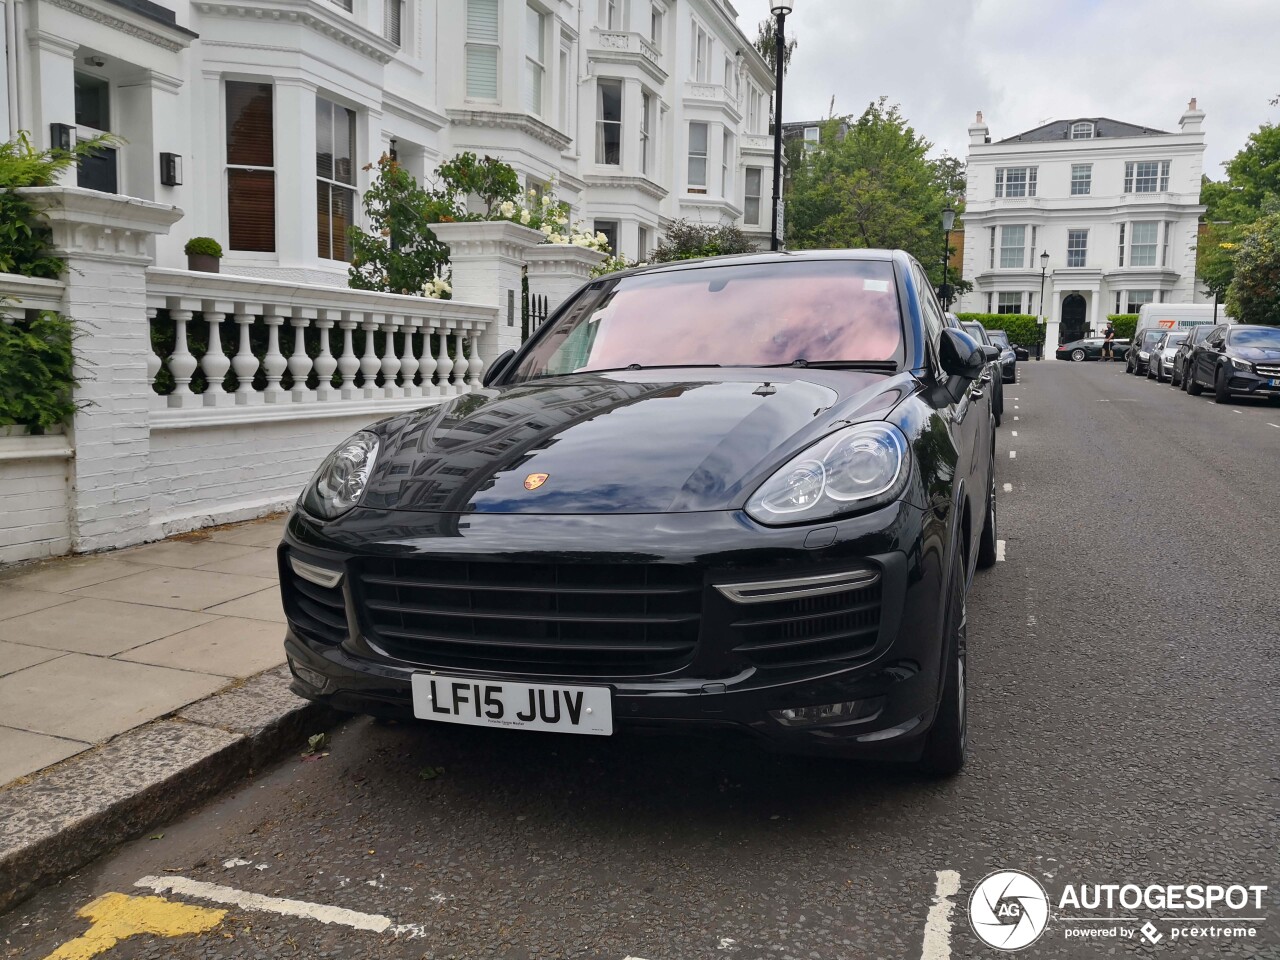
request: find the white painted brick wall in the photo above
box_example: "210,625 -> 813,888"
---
0,453 -> 72,565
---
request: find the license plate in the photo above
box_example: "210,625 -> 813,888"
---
410,673 -> 613,736
1270,379 -> 1280,388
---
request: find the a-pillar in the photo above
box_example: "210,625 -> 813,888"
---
432,220 -> 543,358
525,244 -> 607,315
20,187 -> 182,552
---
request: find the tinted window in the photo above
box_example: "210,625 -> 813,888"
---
1227,327 -> 1280,348
1189,326 -> 1213,344
511,260 -> 905,380
1140,330 -> 1165,347
961,323 -> 989,344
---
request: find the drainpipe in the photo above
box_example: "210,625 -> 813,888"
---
4,0 -> 21,138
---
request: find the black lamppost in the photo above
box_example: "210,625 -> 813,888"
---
769,0 -> 793,252
941,206 -> 955,310
1038,250 -> 1050,360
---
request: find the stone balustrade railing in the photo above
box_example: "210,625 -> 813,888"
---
144,269 -> 499,409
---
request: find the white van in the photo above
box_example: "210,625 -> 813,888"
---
1135,302 -> 1232,336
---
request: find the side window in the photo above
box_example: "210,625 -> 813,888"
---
914,265 -> 945,343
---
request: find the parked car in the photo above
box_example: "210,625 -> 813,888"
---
986,330 -> 1018,383
961,321 -> 1005,426
281,250 -> 999,776
1125,328 -> 1169,376
1146,331 -> 1188,383
1170,324 -> 1213,387
1055,337 -> 1132,362
1185,324 -> 1280,403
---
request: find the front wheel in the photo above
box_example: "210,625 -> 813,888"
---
1071,348 -> 1086,362
1187,370 -> 1204,395
1171,365 -> 1182,387
918,561 -> 967,777
977,469 -> 998,570
1214,367 -> 1232,404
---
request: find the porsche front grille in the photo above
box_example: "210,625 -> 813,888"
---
355,557 -> 702,676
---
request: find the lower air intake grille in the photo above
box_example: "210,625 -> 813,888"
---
356,557 -> 702,677
728,579 -> 882,669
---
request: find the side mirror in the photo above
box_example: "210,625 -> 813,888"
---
939,328 -> 986,381
980,345 -> 1000,363
483,349 -> 516,388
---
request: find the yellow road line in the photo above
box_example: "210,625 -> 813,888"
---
41,892 -> 225,960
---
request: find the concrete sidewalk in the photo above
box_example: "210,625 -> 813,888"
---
0,515 -> 289,787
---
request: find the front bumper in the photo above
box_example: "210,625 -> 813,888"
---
1223,368 -> 1280,397
280,502 -> 951,761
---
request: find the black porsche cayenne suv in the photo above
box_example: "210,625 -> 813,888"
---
280,251 -> 999,775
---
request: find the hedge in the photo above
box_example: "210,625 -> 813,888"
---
1107,314 -> 1138,340
954,313 -> 1041,347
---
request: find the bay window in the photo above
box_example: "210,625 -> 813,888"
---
688,121 -> 708,192
596,79 -> 623,165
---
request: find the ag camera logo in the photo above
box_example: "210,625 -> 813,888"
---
969,869 -> 1051,951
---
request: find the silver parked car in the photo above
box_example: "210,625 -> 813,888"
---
1147,330 -> 1188,383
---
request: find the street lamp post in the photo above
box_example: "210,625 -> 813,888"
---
1038,250 -> 1050,360
769,0 -> 793,252
941,206 -> 955,311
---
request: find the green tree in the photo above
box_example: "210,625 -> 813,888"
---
754,18 -> 797,76
1197,123 -> 1280,298
348,153 -> 453,295
786,99 -> 970,295
649,219 -> 755,262
1225,212 -> 1280,325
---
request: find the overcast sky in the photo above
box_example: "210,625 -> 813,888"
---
732,0 -> 1280,177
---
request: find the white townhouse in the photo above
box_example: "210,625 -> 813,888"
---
957,101 -> 1207,347
0,0 -> 775,283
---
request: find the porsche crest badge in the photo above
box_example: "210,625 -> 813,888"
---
524,473 -> 549,490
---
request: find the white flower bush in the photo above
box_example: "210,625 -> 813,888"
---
488,177 -> 611,254
421,275 -> 452,299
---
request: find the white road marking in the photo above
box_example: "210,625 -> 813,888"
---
1013,416 -> 1020,421
996,540 -> 1006,562
1003,483 -> 1012,493
1011,431 -> 1018,437
1234,409 -> 1242,414
1014,405 -> 1020,409
1009,450 -> 1017,459
221,858 -> 250,869
1269,423 -> 1280,429
920,869 -> 962,960
136,875 -> 397,934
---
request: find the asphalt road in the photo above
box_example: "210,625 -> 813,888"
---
3,360 -> 1278,960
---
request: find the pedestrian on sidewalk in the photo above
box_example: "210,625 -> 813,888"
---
1102,321 -> 1116,361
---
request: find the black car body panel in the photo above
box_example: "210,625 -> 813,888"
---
1171,325 -> 1213,385
1186,324 -> 1280,401
986,330 -> 1018,383
961,322 -> 1004,422
1055,338 -> 1132,361
1126,329 -> 1168,375
281,250 -> 994,763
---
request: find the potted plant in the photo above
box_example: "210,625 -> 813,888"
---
184,237 -> 223,273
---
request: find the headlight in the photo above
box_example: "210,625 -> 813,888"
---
1138,350 -> 1150,360
301,431 -> 380,520
1229,357 -> 1252,372
746,423 -> 909,526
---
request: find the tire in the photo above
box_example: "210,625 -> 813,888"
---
1171,364 -> 1182,388
1147,363 -> 1156,380
977,466 -> 998,570
1156,364 -> 1166,383
919,561 -> 967,777
1187,369 -> 1204,395
1071,348 -> 1086,362
1214,367 -> 1232,404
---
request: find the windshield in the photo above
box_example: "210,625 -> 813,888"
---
1228,327 -> 1280,348
961,324 -> 988,343
510,260 -> 905,381
989,334 -> 1011,348
1191,326 -> 1213,344
1140,330 -> 1165,347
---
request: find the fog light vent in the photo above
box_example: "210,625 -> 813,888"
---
770,698 -> 878,728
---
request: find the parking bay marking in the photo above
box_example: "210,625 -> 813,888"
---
1003,483 -> 1013,493
134,876 -> 424,938
919,870 -> 962,960
1270,423 -> 1280,430
996,541 -> 1006,562
1009,450 -> 1017,459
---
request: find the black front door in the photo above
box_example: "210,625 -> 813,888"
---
1060,294 -> 1086,343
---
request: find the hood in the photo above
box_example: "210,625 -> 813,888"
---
1235,347 -> 1280,362
361,370 -> 912,514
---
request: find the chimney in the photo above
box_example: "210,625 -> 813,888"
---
1180,97 -> 1205,134
969,109 -> 990,147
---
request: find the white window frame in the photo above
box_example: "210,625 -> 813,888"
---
1070,121 -> 1094,139
1125,160 -> 1170,194
640,90 -> 653,176
465,0 -> 501,101
996,292 -> 1023,315
593,219 -> 619,252
600,0 -> 623,30
721,129 -> 733,197
999,224 -> 1026,269
688,120 -> 708,192
316,95 -> 357,262
1070,163 -> 1091,196
1162,221 -> 1173,266
995,166 -> 1036,199
744,166 -> 762,225
1117,223 -> 1125,267
691,19 -> 712,82
988,226 -> 996,269
1066,229 -> 1088,268
384,0 -> 403,47
595,78 -> 623,166
638,225 -> 649,258
524,4 -> 546,117
649,4 -> 663,48
558,40 -> 572,133
1129,220 -> 1159,267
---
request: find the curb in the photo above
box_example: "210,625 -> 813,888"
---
0,665 -> 341,914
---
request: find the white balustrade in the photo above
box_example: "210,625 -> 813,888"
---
200,309 -> 231,406
143,269 -> 496,414
145,307 -> 162,398
262,314 -> 288,402
288,313 -> 315,402
231,311 -> 260,404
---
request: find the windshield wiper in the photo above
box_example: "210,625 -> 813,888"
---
750,359 -> 899,372
578,363 -> 723,374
